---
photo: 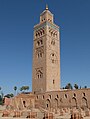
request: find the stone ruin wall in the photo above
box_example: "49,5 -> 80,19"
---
35,88 -> 90,110
6,93 -> 35,110
2,88 -> 90,119
6,88 -> 90,111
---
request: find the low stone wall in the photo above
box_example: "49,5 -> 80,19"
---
36,88 -> 90,110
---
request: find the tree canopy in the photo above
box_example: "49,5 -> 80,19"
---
74,84 -> 79,89
4,93 -> 14,98
14,86 -> 17,91
20,86 -> 29,92
65,83 -> 73,89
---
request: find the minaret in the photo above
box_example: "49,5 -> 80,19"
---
32,6 -> 60,93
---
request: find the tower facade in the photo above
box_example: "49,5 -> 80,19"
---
32,6 -> 60,93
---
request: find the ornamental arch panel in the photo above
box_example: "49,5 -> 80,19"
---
46,99 -> 51,110
72,97 -> 77,108
81,97 -> 88,108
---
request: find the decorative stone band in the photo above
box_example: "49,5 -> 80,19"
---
34,21 -> 59,31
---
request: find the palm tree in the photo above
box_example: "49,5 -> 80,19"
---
14,86 -> 17,96
74,84 -> 78,89
65,83 -> 73,89
20,87 -> 23,92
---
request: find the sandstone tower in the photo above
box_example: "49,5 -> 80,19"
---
32,6 -> 60,94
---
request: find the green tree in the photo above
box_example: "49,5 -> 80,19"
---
65,83 -> 73,89
24,86 -> 29,91
4,93 -> 14,98
20,86 -> 29,92
20,87 -> 23,92
74,84 -> 79,89
84,86 -> 87,89
14,86 -> 17,96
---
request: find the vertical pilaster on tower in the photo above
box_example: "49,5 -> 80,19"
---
32,6 -> 60,94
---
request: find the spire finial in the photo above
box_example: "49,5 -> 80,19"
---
46,4 -> 48,10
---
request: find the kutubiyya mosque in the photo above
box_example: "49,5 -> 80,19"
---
3,5 -> 90,119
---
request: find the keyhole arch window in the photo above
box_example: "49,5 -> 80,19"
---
35,28 -> 45,38
36,70 -> 43,79
36,46 -> 44,58
51,39 -> 55,45
37,39 -> 43,47
37,51 -> 43,58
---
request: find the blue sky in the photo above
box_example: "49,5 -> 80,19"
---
0,0 -> 90,95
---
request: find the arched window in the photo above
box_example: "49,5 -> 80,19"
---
42,95 -> 44,99
65,94 -> 67,98
74,93 -> 76,97
40,52 -> 42,57
53,33 -> 55,37
57,95 -> 59,98
46,99 -> 51,109
37,41 -> 40,46
82,97 -> 88,108
37,74 -> 39,79
51,32 -> 53,36
72,97 -> 77,107
53,80 -> 55,84
38,53 -> 39,58
55,33 -> 57,37
50,53 -> 57,64
37,70 -> 43,79
42,30 -> 44,34
23,101 -> 26,107
47,104 -> 48,107
49,95 -> 52,99
36,33 -> 38,37
55,98 -> 58,109
83,92 -> 85,97
40,31 -> 42,35
40,40 -> 43,44
37,95 -> 38,99
37,39 -> 43,47
36,46 -> 44,58
52,53 -> 54,56
38,32 -> 40,36
51,40 -> 55,45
